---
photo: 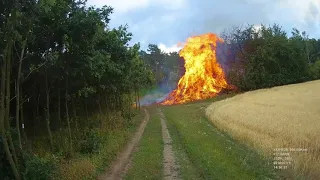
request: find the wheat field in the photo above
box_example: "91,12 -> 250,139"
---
206,80 -> 320,179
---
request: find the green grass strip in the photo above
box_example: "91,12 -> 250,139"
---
125,108 -> 163,180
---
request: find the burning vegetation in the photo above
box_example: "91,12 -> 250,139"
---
161,33 -> 229,105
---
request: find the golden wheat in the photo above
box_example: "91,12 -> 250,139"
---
206,80 -> 320,179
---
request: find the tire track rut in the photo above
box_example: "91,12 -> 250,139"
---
98,109 -> 150,180
158,108 -> 180,180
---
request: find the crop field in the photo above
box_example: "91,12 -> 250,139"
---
206,80 -> 320,179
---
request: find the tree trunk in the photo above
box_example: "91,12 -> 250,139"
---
104,94 -> 109,112
114,94 -> 118,111
118,94 -> 124,117
4,39 -> 19,168
135,90 -> 138,110
98,99 -> 102,115
1,37 -> 21,180
36,93 -> 40,130
36,94 -> 40,117
15,80 -> 22,149
118,95 -> 123,110
57,84 -> 61,127
71,97 -> 77,130
45,68 -> 53,150
85,98 -> 89,122
15,39 -> 26,150
128,94 -> 132,120
104,94 -> 110,124
137,90 -> 140,111
32,91 -> 38,136
65,61 -> 73,153
98,99 -> 102,128
20,88 -> 28,150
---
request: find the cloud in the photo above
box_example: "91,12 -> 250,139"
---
265,0 -> 320,35
87,0 -> 187,14
87,0 -> 149,13
158,43 -> 182,53
87,0 -> 320,50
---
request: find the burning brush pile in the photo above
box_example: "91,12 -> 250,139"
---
160,33 -> 232,105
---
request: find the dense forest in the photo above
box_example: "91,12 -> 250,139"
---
1,0 -> 320,180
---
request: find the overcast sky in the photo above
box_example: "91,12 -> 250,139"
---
87,0 -> 320,52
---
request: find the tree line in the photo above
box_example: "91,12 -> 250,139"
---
219,24 -> 320,90
0,0 -> 154,179
140,44 -> 185,92
140,24 -> 320,95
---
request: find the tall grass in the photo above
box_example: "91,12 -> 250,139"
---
206,80 -> 320,179
30,109 -> 143,180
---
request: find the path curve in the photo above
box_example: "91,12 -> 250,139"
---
158,108 -> 180,180
98,108 -> 150,180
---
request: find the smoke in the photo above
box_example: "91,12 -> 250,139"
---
139,87 -> 172,106
139,71 -> 179,106
216,42 -> 230,73
139,91 -> 169,106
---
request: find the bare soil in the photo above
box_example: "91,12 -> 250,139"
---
158,108 -> 180,180
98,109 -> 150,180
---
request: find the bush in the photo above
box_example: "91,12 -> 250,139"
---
0,137 -> 15,180
310,60 -> 320,80
23,153 -> 57,180
80,129 -> 102,154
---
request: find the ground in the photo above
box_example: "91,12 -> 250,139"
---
97,81 -> 320,180
97,94 -> 279,180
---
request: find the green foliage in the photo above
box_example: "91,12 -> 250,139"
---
140,44 -> 183,88
80,129 -> 102,154
23,153 -> 58,180
310,60 -> 320,79
222,24 -> 316,91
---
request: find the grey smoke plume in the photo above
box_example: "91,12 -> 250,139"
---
139,68 -> 180,106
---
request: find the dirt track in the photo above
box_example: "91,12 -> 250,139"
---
98,109 -> 150,180
159,108 -> 180,180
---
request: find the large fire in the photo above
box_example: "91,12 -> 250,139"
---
160,33 -> 228,105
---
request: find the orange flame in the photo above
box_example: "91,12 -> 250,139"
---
160,33 -> 228,105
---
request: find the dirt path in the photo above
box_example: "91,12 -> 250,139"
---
158,108 -> 180,180
98,109 -> 150,180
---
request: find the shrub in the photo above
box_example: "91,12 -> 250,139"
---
80,129 -> 102,154
0,138 -> 15,180
23,153 -> 57,180
310,60 -> 320,80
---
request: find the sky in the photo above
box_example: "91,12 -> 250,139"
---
87,0 -> 320,52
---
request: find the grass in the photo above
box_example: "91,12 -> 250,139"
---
164,109 -> 200,180
125,107 -> 163,180
162,94 -> 277,180
30,109 -> 144,180
206,80 -> 320,179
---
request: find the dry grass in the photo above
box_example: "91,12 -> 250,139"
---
206,80 -> 320,179
58,158 -> 96,180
